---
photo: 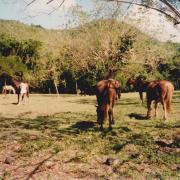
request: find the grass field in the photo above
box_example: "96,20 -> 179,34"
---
0,92 -> 179,179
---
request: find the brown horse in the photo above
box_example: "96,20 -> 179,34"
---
96,79 -> 120,130
146,80 -> 174,120
127,78 -> 159,104
114,79 -> 121,99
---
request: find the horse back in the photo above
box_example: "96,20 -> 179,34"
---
96,79 -> 117,105
147,80 -> 174,101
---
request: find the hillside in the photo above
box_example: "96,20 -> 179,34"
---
0,20 -> 64,56
0,19 -> 178,61
0,19 -> 179,92
0,20 -> 175,59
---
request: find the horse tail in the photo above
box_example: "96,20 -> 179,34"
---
166,84 -> 174,113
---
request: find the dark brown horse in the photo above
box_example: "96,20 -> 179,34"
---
127,78 -> 159,104
146,80 -> 174,120
96,79 -> 120,130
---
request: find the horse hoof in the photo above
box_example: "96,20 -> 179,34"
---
108,127 -> 112,131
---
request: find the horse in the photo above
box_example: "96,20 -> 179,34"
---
96,79 -> 120,130
127,78 -> 159,104
2,85 -> 16,95
11,79 -> 29,104
114,79 -> 121,99
146,80 -> 174,120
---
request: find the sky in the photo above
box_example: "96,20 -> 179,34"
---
0,0 -> 179,42
0,0 -> 128,29
124,5 -> 180,42
0,0 -> 94,29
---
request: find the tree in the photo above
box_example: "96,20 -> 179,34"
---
106,0 -> 180,25
0,56 -> 28,78
24,0 -> 180,24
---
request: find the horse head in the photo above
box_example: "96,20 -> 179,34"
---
126,78 -> 136,86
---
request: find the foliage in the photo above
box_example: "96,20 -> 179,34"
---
0,19 -> 179,92
0,56 -> 28,78
0,34 -> 42,69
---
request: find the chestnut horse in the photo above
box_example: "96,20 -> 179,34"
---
96,79 -> 120,130
146,80 -> 174,120
127,78 -> 159,104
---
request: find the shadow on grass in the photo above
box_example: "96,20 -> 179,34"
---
3,112 -> 100,139
128,113 -> 148,120
71,121 -> 96,131
155,139 -> 180,148
68,99 -> 96,106
112,141 -> 129,153
118,102 -> 140,106
12,102 -> 19,105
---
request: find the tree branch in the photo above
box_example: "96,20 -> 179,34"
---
160,0 -> 180,18
48,0 -> 66,15
26,0 -> 37,7
106,0 -> 180,24
46,0 -> 55,4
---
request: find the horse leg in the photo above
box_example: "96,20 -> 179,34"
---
17,94 -> 21,104
147,100 -> 152,118
154,101 -> 158,118
22,94 -> 25,104
108,107 -> 113,130
100,115 -> 104,131
139,91 -> 143,104
118,89 -> 121,99
100,122 -> 103,131
2,89 -> 5,96
161,99 -> 167,120
111,98 -> 115,125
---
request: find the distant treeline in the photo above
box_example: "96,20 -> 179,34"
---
0,20 -> 180,94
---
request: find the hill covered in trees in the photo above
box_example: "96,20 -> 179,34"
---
0,19 -> 179,93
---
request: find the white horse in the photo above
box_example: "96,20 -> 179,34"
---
2,85 -> 16,95
18,82 -> 29,104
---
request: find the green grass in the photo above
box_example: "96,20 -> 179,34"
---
0,92 -> 179,179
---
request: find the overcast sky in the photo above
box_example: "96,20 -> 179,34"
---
0,0 -> 94,29
0,0 -> 179,42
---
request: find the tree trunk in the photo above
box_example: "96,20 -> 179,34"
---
76,81 -> 78,95
53,79 -> 59,96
